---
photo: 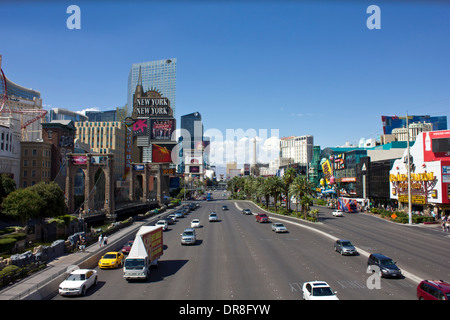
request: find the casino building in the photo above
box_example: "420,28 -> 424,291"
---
127,59 -> 177,117
389,130 -> 450,217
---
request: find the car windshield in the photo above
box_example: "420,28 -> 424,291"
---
380,259 -> 395,265
103,254 -> 117,259
274,223 -> 284,227
183,232 -> 195,236
312,287 -> 335,296
210,214 -> 217,217
124,258 -> 145,269
66,274 -> 86,281
341,241 -> 353,246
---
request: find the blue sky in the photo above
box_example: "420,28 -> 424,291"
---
1,0 -> 450,152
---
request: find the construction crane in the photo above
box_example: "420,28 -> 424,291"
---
0,67 -> 47,140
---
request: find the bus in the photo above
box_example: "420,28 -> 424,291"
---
337,197 -> 358,213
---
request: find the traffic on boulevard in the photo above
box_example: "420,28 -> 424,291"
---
53,190 -> 449,300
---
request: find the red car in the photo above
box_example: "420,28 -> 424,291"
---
121,240 -> 134,254
255,213 -> 270,223
417,280 -> 450,300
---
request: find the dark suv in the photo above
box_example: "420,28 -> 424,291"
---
367,253 -> 402,278
417,280 -> 450,300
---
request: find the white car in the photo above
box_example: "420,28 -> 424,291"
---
59,269 -> 98,296
302,281 -> 339,300
191,219 -> 202,228
155,220 -> 168,231
209,212 -> 219,222
332,210 -> 343,217
271,223 -> 288,233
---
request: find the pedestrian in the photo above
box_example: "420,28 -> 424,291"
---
103,235 -> 108,246
442,216 -> 447,232
79,236 -> 86,252
98,234 -> 103,247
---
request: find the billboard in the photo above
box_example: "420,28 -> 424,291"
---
72,155 -> 87,165
150,119 -> 175,140
133,118 -> 149,136
189,166 -> 200,173
321,160 -> 333,184
152,143 -> 176,163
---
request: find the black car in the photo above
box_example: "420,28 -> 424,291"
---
367,253 -> 402,278
222,205 -> 228,210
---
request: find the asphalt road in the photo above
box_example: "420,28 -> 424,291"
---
53,191 -> 445,300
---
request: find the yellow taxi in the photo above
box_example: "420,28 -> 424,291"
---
98,251 -> 124,269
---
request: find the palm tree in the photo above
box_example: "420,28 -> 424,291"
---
289,176 -> 314,218
282,167 -> 297,211
253,177 -> 265,203
261,177 -> 272,209
267,176 -> 284,212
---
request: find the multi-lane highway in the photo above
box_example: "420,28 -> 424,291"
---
53,190 -> 450,300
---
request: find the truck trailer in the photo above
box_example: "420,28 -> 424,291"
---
123,226 -> 163,281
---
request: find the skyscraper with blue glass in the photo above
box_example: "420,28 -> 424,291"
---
127,58 -> 177,116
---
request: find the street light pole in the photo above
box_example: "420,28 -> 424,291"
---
406,112 -> 412,225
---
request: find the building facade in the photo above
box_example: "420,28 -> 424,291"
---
74,120 -> 127,181
390,130 -> 450,217
392,122 -> 432,142
127,59 -> 177,116
47,108 -> 88,123
19,140 -> 52,188
0,117 -> 21,186
382,115 -> 447,135
41,120 -> 76,190
0,55 -> 45,142
280,135 -> 314,166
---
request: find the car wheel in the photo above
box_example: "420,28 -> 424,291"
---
94,276 -> 98,286
81,286 -> 86,296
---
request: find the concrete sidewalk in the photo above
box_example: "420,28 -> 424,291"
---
0,208 -> 176,300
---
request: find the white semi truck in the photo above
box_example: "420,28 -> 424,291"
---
123,226 -> 163,281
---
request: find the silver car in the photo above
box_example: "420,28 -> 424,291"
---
209,212 -> 219,222
333,239 -> 358,255
181,231 -> 196,245
271,222 -> 288,233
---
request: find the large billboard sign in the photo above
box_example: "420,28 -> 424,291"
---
423,130 -> 450,162
132,87 -> 177,164
152,143 -> 176,163
150,119 -> 175,140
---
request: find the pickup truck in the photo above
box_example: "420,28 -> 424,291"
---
255,213 -> 270,223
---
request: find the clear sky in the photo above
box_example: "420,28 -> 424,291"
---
1,0 -> 450,159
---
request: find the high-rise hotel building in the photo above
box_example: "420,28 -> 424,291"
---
74,121 -> 127,181
127,59 -> 177,116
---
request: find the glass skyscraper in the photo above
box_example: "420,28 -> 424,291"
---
127,58 -> 177,116
382,115 -> 447,135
